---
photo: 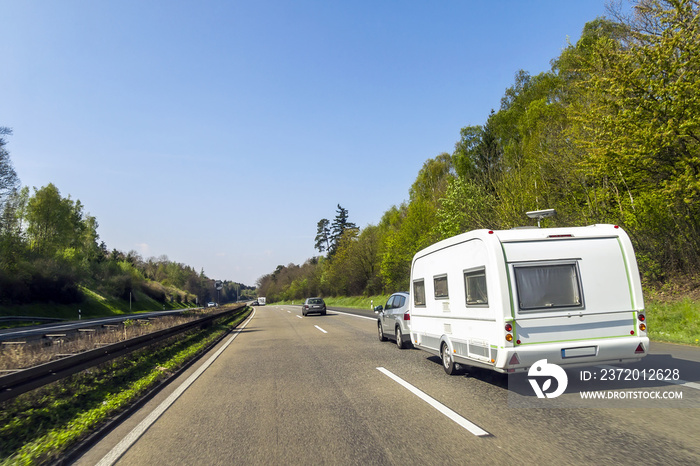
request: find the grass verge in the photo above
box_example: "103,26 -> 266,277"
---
276,294 -> 699,347
0,307 -> 251,465
0,287 -> 197,322
277,295 -> 391,311
646,298 -> 700,346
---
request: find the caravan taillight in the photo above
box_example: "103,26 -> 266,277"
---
639,323 -> 646,331
505,322 -> 514,343
638,313 -> 646,322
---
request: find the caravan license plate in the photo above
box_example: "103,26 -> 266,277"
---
562,346 -> 597,358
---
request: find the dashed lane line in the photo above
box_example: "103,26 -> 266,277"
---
377,367 -> 490,437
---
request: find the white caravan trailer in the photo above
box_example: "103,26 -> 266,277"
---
408,224 -> 649,374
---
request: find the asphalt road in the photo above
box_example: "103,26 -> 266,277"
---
74,305 -> 700,465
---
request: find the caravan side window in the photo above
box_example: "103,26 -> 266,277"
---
514,261 -> 584,311
464,268 -> 488,306
433,274 -> 449,299
413,279 -> 426,306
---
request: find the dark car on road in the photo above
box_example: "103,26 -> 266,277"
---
302,297 -> 327,316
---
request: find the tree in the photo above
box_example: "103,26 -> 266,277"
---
25,184 -> 81,256
314,218 -> 330,253
0,127 -> 19,207
0,187 -> 29,272
409,153 -> 455,202
328,204 -> 357,257
567,0 -> 700,276
453,115 -> 502,192
437,177 -> 497,238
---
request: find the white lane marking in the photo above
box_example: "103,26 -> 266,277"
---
329,310 -> 376,321
376,367 -> 490,437
596,364 -> 700,391
296,315 -> 303,319
97,309 -> 257,466
314,325 -> 328,334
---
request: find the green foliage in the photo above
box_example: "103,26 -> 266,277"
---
437,177 -> 497,237
646,298 -> 700,346
328,204 -> 357,258
0,133 -> 250,311
0,127 -> 19,206
314,218 -> 330,254
0,179 -> 238,311
261,0 -> 700,312
564,0 -> 700,279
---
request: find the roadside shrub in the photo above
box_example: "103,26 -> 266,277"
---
0,260 -> 83,305
141,281 -> 166,303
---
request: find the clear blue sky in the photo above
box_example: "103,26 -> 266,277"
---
2,0 -> 611,286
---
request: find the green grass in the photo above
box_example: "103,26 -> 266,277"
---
323,295 -> 392,310
0,287 -> 197,321
645,298 -> 700,346
0,307 -> 251,465
277,294 -> 392,311
277,294 -> 699,347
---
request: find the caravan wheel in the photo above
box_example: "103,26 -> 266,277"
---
441,343 -> 457,375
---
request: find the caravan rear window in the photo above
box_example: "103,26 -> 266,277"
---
413,279 -> 426,306
514,262 -> 583,311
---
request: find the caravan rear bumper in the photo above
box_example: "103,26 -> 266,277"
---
495,336 -> 650,373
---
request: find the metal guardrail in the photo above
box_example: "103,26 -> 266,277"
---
0,305 -> 246,403
0,316 -> 65,323
0,308 -> 206,342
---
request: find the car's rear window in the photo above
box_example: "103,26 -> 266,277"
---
309,298 -> 323,304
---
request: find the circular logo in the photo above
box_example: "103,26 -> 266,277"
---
527,359 -> 569,398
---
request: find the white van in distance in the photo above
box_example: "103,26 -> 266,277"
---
408,224 -> 649,375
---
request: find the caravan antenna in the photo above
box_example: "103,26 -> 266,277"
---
526,209 -> 556,227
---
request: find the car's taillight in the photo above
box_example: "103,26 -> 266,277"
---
403,311 -> 410,321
